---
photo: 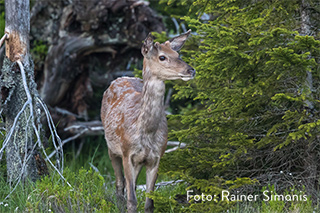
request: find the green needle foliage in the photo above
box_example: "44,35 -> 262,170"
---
155,0 -> 320,211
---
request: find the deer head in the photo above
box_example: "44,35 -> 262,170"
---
141,30 -> 195,81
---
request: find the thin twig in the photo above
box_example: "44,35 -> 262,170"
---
36,97 -> 64,170
53,106 -> 81,119
34,100 -> 72,187
46,129 -> 88,160
0,101 -> 29,154
64,124 -> 104,132
1,60 -> 72,199
89,162 -> 100,174
165,141 -> 186,153
137,180 -> 184,191
37,129 -> 72,188
75,140 -> 85,158
0,36 -> 74,202
18,60 -> 35,183
0,33 -> 8,48
2,61 -> 41,198
20,59 -> 71,187
3,140 -> 39,201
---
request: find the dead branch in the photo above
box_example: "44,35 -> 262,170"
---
165,141 -> 187,153
64,120 -> 104,135
0,33 -> 8,48
46,129 -> 87,160
52,106 -> 81,119
137,180 -> 184,191
46,122 -> 187,159
46,121 -> 104,160
36,97 -> 72,188
0,59 -> 72,201
0,101 -> 29,154
18,60 -> 71,187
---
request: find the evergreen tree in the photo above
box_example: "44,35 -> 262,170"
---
154,0 -> 320,211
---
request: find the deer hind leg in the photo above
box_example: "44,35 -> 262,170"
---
145,157 -> 160,213
123,155 -> 143,213
108,150 -> 125,198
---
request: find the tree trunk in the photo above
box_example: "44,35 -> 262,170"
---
3,0 -> 46,183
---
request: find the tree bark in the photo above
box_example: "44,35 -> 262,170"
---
2,0 -> 46,183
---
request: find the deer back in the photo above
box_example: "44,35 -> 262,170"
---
101,77 -> 144,155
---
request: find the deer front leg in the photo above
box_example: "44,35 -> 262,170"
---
145,158 -> 160,213
109,150 -> 125,198
123,155 -> 142,213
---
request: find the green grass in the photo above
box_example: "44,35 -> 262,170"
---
0,168 -> 119,212
0,136 -> 177,212
0,136 -> 318,212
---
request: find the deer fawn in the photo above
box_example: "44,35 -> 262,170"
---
101,30 -> 195,213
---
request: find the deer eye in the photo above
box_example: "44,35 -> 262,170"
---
159,56 -> 166,61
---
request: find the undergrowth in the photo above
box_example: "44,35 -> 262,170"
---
0,137 -> 317,212
0,139 -> 318,213
0,168 -> 115,212
0,136 -> 176,212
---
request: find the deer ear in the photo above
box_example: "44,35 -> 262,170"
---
168,29 -> 191,51
141,33 -> 154,57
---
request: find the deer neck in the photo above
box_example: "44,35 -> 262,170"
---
137,67 -> 166,134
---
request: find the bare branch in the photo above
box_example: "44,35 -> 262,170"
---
36,97 -> 64,168
165,141 -> 187,153
17,60 -> 32,103
47,121 -> 105,160
0,33 -> 8,48
46,129 -> 87,160
39,140 -> 72,188
1,60 -> 34,155
20,60 -> 71,187
89,162 -> 100,174
137,180 -> 184,191
52,106 -> 81,118
0,101 -> 29,154
3,140 -> 39,201
0,60 -> 72,202
64,121 -> 104,135
167,141 -> 186,147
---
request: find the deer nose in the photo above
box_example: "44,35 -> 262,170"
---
187,68 -> 196,77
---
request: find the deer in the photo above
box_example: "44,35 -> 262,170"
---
101,30 -> 195,213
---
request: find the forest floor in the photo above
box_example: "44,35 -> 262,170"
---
0,136 -> 318,212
